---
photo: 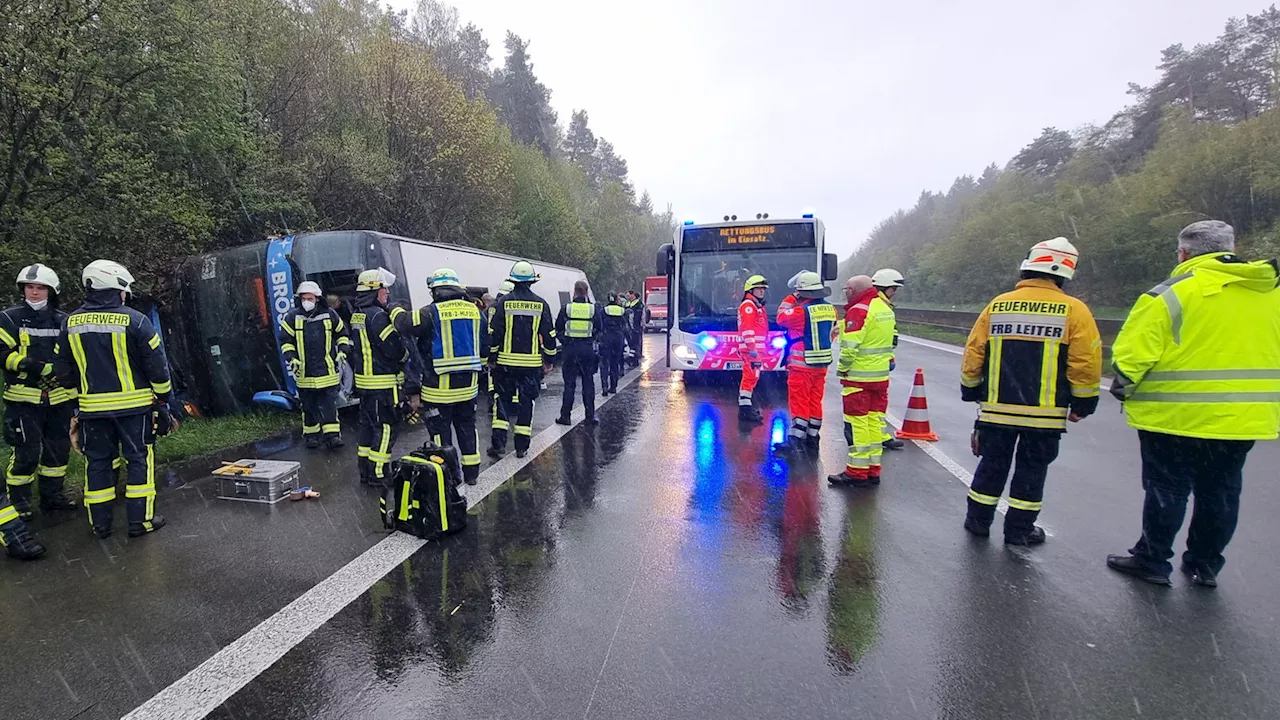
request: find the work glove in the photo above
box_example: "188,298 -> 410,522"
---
40,362 -> 54,377
154,402 -> 180,436
287,357 -> 302,374
335,352 -> 347,368
889,359 -> 896,372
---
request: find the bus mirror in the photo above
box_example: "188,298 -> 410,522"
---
822,253 -> 839,282
657,243 -> 674,276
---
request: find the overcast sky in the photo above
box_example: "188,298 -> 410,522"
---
388,0 -> 1265,259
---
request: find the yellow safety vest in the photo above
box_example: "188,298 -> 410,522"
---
565,302 -> 595,339
839,293 -> 896,382
1112,253 -> 1280,440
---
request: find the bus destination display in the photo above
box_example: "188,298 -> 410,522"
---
682,222 -> 816,252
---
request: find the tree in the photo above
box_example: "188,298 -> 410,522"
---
488,32 -> 557,156
563,110 -> 597,164
1011,128 -> 1076,178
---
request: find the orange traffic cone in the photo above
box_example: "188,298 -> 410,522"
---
896,367 -> 939,441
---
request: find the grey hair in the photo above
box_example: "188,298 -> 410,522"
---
1178,220 -> 1235,258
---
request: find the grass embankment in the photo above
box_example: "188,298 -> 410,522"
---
0,410 -> 296,500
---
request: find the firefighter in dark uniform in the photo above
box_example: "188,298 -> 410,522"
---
624,290 -> 645,368
486,280 -> 515,451
349,268 -> 416,486
402,268 -> 486,485
487,261 -> 557,459
279,280 -> 351,450
555,280 -> 602,425
54,260 -> 174,539
1,264 -> 78,522
599,294 -> 628,396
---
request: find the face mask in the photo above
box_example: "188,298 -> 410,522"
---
26,299 -> 48,311
301,300 -> 316,312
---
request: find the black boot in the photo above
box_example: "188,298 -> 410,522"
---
882,438 -> 905,451
1107,555 -> 1172,586
555,416 -> 572,426
516,449 -> 528,459
304,435 -> 321,449
4,531 -> 45,561
827,471 -> 873,487
805,434 -> 821,451
40,492 -> 79,514
487,445 -> 505,459
1181,563 -> 1218,588
128,514 -> 166,538
963,517 -> 990,538
773,439 -> 803,456
1004,526 -> 1046,546
9,489 -> 34,521
738,406 -> 763,424
325,434 -> 345,450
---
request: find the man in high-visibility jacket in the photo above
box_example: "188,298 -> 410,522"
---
1106,221 -> 1280,588
737,274 -> 769,423
555,280 -> 602,425
279,281 -> 350,450
487,261 -> 557,459
960,237 -> 1102,546
775,271 -> 837,455
349,268 -> 415,486
871,269 -> 906,453
401,268 -> 486,485
829,274 -> 897,486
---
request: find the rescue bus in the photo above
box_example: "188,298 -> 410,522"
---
656,215 -> 837,376
164,230 -> 589,416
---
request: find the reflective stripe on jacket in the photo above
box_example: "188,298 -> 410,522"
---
737,296 -> 767,360
279,306 -> 350,390
54,291 -> 172,417
489,286 -> 558,368
839,289 -> 895,383
349,295 -> 409,392
0,303 -> 75,405
403,295 -> 485,404
778,298 -> 836,369
961,278 -> 1102,431
557,300 -> 600,341
1111,253 -> 1280,440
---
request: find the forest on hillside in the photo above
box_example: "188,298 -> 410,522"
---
841,5 -> 1280,309
0,0 -> 672,296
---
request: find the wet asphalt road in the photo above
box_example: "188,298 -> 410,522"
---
5,335 -> 1280,720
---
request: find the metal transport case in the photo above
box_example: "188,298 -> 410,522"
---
214,459 -> 300,504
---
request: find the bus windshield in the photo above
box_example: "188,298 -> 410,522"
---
677,248 -> 815,332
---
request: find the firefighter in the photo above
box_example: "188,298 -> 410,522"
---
403,268 -> 485,485
1106,221 -> 1280,588
871,269 -> 906,453
828,273 -> 897,486
487,261 -> 557,459
279,281 -> 350,450
624,290 -> 645,368
349,268 -> 415,486
737,274 -> 769,423
54,260 -> 174,539
556,280 -> 602,425
600,294 -> 628,396
486,280 -> 515,452
775,272 -> 837,455
960,237 -> 1102,546
1,264 -> 78,522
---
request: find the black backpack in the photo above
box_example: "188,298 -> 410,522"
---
381,443 -> 468,540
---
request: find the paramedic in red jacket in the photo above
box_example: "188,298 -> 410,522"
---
775,272 -> 838,455
737,274 -> 770,423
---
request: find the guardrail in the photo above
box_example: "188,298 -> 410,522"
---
896,308 -> 1124,346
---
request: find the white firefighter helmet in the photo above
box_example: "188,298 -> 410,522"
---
794,271 -> 831,297
295,281 -> 323,297
871,268 -> 905,288
497,279 -> 515,296
16,264 -> 60,295
428,267 -> 463,289
508,260 -> 540,283
356,268 -> 396,292
82,260 -> 135,295
1020,237 -> 1079,280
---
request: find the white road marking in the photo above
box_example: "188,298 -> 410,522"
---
898,334 -> 963,355
886,412 -> 1008,517
121,352 -> 665,720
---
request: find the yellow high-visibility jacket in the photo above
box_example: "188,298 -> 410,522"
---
961,278 -> 1102,431
1111,252 -> 1280,440
838,288 -> 896,383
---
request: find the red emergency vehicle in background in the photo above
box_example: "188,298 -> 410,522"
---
643,275 -> 668,332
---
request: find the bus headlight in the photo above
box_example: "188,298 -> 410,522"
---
673,344 -> 698,360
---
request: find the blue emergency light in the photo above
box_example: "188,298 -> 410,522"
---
802,213 -> 814,219
698,334 -> 718,351
683,220 -> 695,225
772,336 -> 787,350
